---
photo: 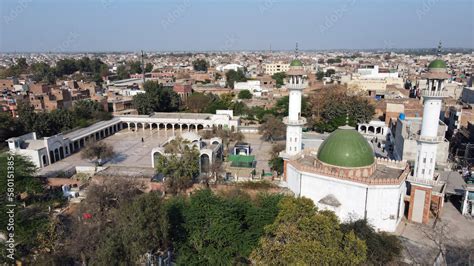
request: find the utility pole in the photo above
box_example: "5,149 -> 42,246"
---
141,50 -> 146,86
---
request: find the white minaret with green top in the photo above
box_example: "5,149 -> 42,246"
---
414,44 -> 449,181
284,44 -> 307,156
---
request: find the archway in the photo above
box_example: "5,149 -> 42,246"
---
190,124 -> 196,131
59,147 -> 64,159
197,124 -> 204,131
368,126 -> 375,134
182,124 -> 189,131
200,154 -> 210,173
360,125 -> 367,133
54,149 -> 60,162
42,155 -> 47,166
49,151 -> 55,163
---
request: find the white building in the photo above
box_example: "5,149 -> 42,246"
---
217,64 -> 244,72
234,80 -> 261,92
406,58 -> 449,224
7,110 -> 239,169
151,131 -> 223,174
281,58 -> 408,232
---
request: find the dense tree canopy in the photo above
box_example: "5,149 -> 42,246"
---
259,114 -> 286,142
0,57 -> 108,84
0,154 -> 65,262
170,190 -> 283,265
192,59 -> 209,72
341,219 -> 402,265
15,99 -> 111,138
185,92 -> 212,112
225,69 -> 247,89
251,197 -> 367,265
155,138 -> 200,195
238,89 -> 252,99
81,141 -> 115,165
271,72 -> 286,88
95,192 -> 169,264
308,86 -> 375,132
132,81 -> 181,115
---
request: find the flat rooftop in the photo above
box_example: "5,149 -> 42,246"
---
63,117 -> 121,141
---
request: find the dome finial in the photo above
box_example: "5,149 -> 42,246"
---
437,41 -> 442,58
295,42 -> 299,59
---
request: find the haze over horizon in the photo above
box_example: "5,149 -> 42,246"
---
1,0 -> 473,52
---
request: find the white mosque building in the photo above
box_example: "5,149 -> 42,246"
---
281,55 -> 449,232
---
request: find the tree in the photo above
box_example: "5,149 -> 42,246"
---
95,192 -> 169,264
250,197 -> 367,265
271,72 -> 286,88
225,69 -> 247,89
129,61 -> 142,74
327,58 -> 341,64
309,85 -> 375,132
155,138 -> 200,195
0,154 -> 65,262
192,59 -> 209,72
238,89 -> 252,99
133,81 -> 181,115
116,65 -> 129,79
185,92 -> 212,112
16,101 -> 36,132
63,177 -> 144,264
325,68 -> 336,77
81,142 -> 115,165
145,62 -> 153,73
269,143 -> 285,175
316,71 -> 324,80
259,114 -> 286,142
170,189 -> 283,265
341,219 -> 402,265
0,112 -> 23,146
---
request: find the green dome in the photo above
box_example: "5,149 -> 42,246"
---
317,128 -> 374,168
428,59 -> 447,69
290,59 -> 303,67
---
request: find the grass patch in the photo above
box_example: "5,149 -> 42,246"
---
236,180 -> 277,190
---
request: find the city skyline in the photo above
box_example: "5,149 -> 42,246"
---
1,0 -> 473,52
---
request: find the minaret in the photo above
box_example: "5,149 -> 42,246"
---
413,43 -> 449,181
283,43 -> 307,156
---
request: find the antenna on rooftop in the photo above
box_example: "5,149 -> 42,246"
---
141,50 -> 146,85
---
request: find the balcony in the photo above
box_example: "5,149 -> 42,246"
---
283,117 -> 307,125
418,135 -> 444,143
287,83 -> 306,90
421,90 -> 447,98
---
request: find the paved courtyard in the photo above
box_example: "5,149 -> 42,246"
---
39,129 -> 172,176
39,129 -> 276,177
239,133 -> 274,174
396,200 -> 474,264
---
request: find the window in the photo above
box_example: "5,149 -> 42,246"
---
422,169 -> 425,175
423,158 -> 426,163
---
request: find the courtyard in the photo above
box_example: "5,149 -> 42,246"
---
39,129 -> 275,178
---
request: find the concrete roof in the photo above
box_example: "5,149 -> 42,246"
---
63,118 -> 121,141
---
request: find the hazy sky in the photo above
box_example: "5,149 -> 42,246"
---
0,0 -> 473,52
